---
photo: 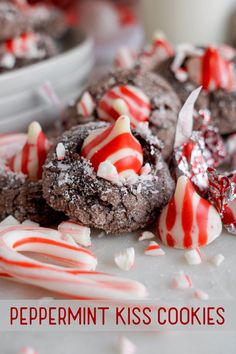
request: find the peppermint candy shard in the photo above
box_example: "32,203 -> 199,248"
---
157,176 -> 222,249
194,289 -> 209,300
140,30 -> 173,68
97,85 -> 151,128
144,241 -> 165,256
114,247 -> 135,271
81,115 -> 143,179
8,122 -> 51,180
118,336 -> 136,354
139,231 -> 155,241
19,347 -> 38,354
114,47 -> 137,69
184,248 -> 202,265
211,254 -> 225,267
171,271 -> 192,289
56,142 -> 66,161
77,91 -> 95,117
58,221 -> 91,247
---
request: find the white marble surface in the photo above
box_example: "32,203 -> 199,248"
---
0,229 -> 236,353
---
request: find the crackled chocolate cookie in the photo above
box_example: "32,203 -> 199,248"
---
0,32 -> 58,73
0,122 -> 62,225
64,68 -> 181,160
158,45 -> 236,135
26,4 -> 68,38
0,2 -> 29,42
43,117 -> 175,234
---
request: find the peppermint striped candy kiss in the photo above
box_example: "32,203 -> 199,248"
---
8,121 -> 51,180
157,176 -> 222,249
186,46 -> 235,91
81,115 -> 143,178
97,85 -> 151,128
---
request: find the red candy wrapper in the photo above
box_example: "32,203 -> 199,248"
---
207,167 -> 236,234
174,89 -> 226,194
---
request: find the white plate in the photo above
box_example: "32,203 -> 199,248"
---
0,56 -> 94,119
0,32 -> 94,98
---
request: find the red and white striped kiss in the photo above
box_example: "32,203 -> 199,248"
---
81,115 -> 143,179
114,47 -> 137,69
157,176 -> 222,249
97,85 -> 151,128
4,33 -> 39,58
141,31 -> 174,68
187,46 -> 235,92
8,122 -> 51,180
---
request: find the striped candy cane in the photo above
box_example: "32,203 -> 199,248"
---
0,225 -> 97,270
0,226 -> 146,300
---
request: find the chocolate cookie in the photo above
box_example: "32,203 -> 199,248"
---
157,45 -> 236,135
0,2 -> 28,42
43,121 -> 175,234
64,68 -> 181,160
26,4 -> 68,38
0,165 -> 62,225
0,32 -> 58,73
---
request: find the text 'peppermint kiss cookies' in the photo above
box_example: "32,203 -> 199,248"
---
0,122 -> 62,225
64,68 -> 181,160
43,116 -> 175,234
158,44 -> 236,135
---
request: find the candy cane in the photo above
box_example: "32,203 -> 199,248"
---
0,226 -> 97,270
0,226 -> 146,300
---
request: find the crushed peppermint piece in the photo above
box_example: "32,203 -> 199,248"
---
144,241 -> 165,256
139,231 -> 155,241
22,220 -> 40,227
118,336 -> 136,354
114,248 -> 135,271
211,254 -> 225,267
56,143 -> 66,161
184,248 -> 202,265
194,289 -> 209,300
171,271 -> 193,289
0,215 -> 20,227
58,221 -> 91,247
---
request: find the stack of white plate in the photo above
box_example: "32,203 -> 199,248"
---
0,30 -> 94,133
